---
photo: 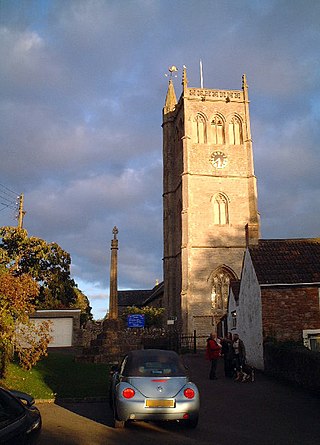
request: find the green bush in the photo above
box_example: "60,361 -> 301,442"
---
122,306 -> 165,328
264,340 -> 320,393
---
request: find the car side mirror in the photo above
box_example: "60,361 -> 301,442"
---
10,390 -> 35,407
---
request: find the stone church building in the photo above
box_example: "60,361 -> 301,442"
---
162,67 -> 260,337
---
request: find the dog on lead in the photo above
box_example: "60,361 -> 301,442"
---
234,364 -> 255,382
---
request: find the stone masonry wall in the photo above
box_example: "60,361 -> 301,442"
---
163,78 -> 259,336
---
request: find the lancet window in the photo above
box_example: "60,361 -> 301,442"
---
211,115 -> 225,144
213,193 -> 229,225
228,116 -> 242,145
193,113 -> 207,144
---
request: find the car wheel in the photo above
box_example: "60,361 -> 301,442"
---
114,418 -> 125,428
186,416 -> 199,428
113,403 -> 125,429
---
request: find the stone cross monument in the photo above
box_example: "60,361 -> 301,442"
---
108,226 -> 119,319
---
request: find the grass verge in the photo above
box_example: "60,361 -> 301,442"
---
0,351 -> 110,400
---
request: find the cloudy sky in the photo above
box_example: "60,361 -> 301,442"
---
1,0 -> 319,319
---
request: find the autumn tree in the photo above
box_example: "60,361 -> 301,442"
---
0,226 -> 78,309
0,226 -> 92,376
72,288 -> 93,326
0,268 -> 51,378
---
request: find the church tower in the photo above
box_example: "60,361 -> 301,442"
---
162,67 -> 260,336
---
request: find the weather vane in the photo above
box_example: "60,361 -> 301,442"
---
165,65 -> 178,78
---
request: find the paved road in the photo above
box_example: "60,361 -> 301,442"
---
36,353 -> 320,445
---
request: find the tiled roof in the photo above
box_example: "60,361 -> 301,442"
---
118,282 -> 164,307
118,290 -> 153,307
248,238 -> 320,285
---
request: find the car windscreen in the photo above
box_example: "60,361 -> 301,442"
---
0,389 -> 25,429
123,351 -> 187,377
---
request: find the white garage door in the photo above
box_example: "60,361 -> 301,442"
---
33,317 -> 73,347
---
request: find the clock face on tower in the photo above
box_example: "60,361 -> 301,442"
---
210,151 -> 228,169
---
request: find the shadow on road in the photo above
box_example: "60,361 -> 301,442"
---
57,399 -> 114,427
37,352 -> 320,445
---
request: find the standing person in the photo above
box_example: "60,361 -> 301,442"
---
232,333 -> 246,381
221,332 -> 234,378
205,332 -> 222,380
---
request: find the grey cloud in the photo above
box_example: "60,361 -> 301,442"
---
1,0 -> 319,318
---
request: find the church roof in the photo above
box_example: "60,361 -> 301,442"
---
118,282 -> 164,308
248,238 -> 320,285
142,281 -> 164,305
118,290 -> 153,307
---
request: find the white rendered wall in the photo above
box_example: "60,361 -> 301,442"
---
232,251 -> 264,369
32,317 -> 73,347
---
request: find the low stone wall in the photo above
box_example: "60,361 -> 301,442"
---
80,320 -> 104,348
264,342 -> 320,394
76,323 -> 181,363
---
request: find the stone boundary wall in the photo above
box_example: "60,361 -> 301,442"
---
80,320 -> 104,347
77,325 -> 186,363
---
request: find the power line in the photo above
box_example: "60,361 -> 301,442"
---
0,196 -> 18,212
0,192 -> 17,204
0,191 -> 16,202
0,183 -> 18,198
0,201 -> 17,215
0,187 -> 18,213
0,184 -> 21,224
0,203 -> 16,210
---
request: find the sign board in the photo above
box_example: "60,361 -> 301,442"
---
127,314 -> 145,328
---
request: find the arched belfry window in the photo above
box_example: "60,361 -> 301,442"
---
193,113 -> 207,144
229,116 -> 242,145
210,267 -> 236,313
211,115 -> 225,144
212,193 -> 229,225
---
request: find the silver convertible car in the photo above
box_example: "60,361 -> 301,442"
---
109,349 -> 200,428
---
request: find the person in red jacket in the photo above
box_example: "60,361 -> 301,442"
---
205,332 -> 222,380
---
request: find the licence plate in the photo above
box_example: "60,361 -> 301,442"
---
145,399 -> 175,408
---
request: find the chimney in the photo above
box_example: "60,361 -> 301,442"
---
245,223 -> 259,247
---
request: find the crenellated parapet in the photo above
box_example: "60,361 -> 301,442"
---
187,88 -> 243,101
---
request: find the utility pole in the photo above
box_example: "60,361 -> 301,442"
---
17,193 -> 26,229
